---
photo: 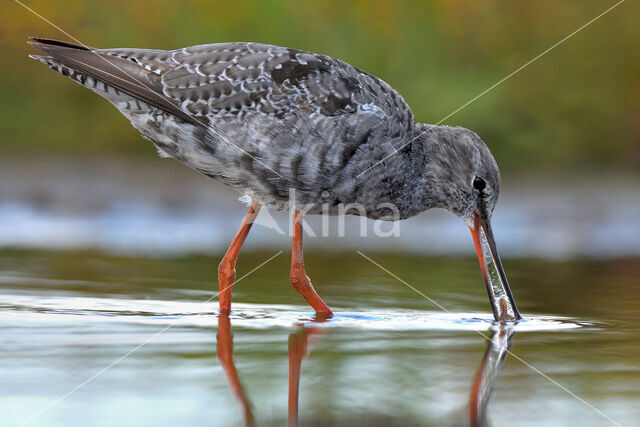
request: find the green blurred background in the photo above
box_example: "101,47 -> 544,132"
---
1,0 -> 639,173
2,5 -> 640,425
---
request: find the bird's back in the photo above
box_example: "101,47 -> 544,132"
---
30,39 -> 417,211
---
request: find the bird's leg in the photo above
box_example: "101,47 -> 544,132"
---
290,211 -> 333,317
218,201 -> 262,316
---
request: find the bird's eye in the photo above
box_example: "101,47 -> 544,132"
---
473,177 -> 486,192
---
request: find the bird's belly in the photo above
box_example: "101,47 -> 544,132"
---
120,107 -> 303,208
122,108 -> 217,172
118,104 -> 398,217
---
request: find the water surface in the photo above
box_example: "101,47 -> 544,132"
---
1,250 -> 639,426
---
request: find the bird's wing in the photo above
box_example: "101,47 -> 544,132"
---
30,39 -> 418,202
28,38 -> 201,126
30,39 -> 414,138
100,42 -> 415,137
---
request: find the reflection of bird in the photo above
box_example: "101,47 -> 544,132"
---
216,316 -> 255,427
216,315 -> 325,427
29,38 -> 519,320
288,321 -> 327,427
444,325 -> 515,427
465,326 -> 516,426
218,316 -> 515,426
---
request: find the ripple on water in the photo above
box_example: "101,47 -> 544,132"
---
0,293 -> 592,332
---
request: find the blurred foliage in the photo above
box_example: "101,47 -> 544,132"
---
1,0 -> 639,173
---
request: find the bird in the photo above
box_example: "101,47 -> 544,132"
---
28,38 -> 521,321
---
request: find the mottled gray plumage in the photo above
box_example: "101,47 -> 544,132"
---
29,38 -> 522,321
28,38 -> 501,224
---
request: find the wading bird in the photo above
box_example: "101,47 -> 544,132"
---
29,38 -> 521,321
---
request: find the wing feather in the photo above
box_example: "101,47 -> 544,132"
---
28,38 -> 201,126
105,42 -> 414,136
31,39 -> 414,138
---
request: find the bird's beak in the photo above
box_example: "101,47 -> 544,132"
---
469,212 -> 521,321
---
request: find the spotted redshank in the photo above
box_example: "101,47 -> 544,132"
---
29,38 -> 521,321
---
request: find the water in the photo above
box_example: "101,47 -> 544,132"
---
1,249 -> 638,426
2,160 -> 639,258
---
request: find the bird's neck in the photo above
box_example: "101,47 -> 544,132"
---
344,124 -> 455,220
359,127 -> 429,220
390,124 -> 455,218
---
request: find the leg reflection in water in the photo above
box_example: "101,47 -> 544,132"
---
216,315 -> 255,427
216,317 -> 513,426
466,325 -> 516,427
288,319 -> 327,427
216,315 -> 327,427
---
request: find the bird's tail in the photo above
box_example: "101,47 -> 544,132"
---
28,37 -> 198,125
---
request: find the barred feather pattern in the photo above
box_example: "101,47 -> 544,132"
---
31,41 -> 442,219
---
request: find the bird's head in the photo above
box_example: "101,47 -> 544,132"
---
418,125 -> 521,321
419,125 -> 500,225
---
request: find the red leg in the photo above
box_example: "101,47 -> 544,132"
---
290,211 -> 333,316
218,201 -> 261,315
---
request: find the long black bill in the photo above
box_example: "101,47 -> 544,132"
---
469,212 -> 522,321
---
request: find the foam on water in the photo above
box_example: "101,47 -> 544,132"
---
0,292 -> 590,332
